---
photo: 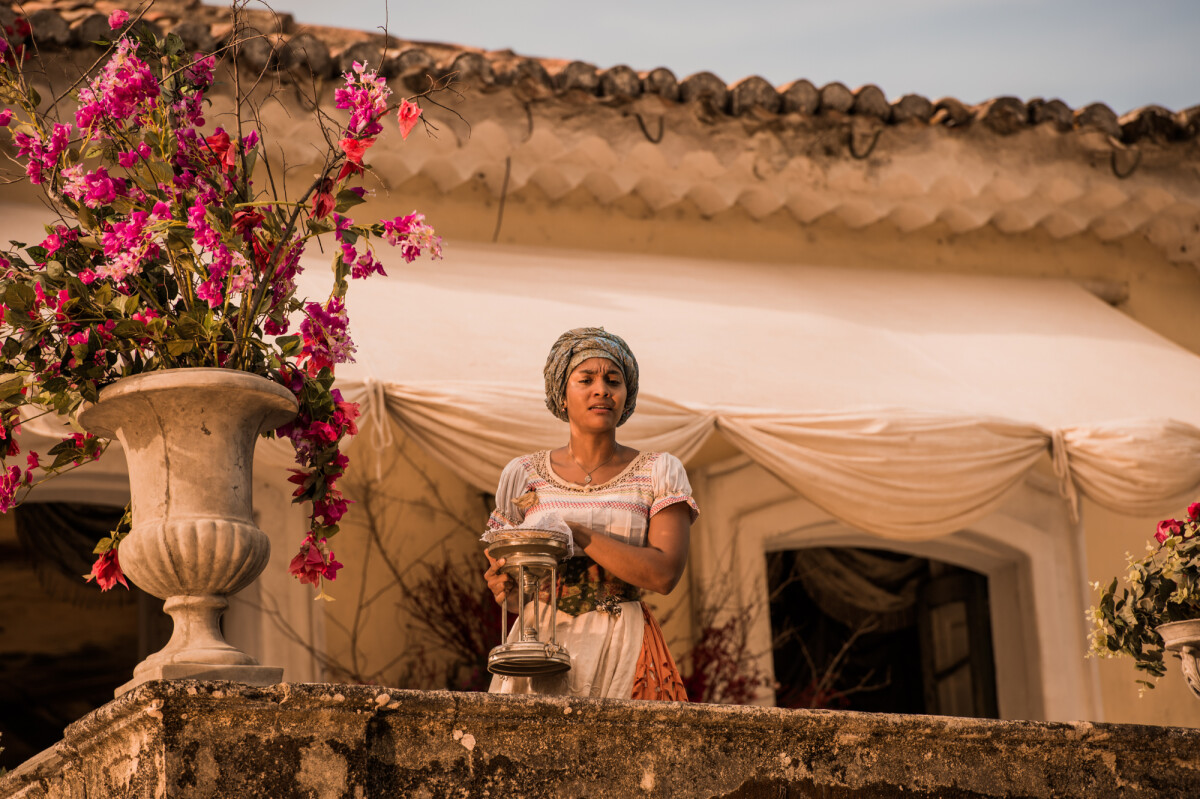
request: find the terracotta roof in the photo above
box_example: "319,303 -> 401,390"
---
3,0 -> 1200,268
3,0 -> 1194,144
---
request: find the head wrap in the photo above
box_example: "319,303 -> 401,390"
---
543,327 -> 639,425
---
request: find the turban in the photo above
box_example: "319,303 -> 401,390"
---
543,327 -> 639,425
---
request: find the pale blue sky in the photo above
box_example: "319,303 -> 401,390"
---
267,1 -> 1198,114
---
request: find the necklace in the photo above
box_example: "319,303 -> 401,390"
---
567,443 -> 618,485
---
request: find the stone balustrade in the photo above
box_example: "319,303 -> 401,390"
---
1,680 -> 1197,798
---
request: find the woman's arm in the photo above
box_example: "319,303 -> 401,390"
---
568,501 -> 691,595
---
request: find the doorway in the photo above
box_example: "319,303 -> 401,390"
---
767,547 -> 999,717
0,503 -> 169,770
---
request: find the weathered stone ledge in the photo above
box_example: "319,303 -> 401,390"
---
1,680 -> 1198,798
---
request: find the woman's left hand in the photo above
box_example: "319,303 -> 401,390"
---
566,521 -> 592,549
564,505 -> 690,595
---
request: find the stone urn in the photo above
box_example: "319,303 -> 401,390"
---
1157,619 -> 1200,700
78,368 -> 298,696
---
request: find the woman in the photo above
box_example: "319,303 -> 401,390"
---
483,327 -> 696,700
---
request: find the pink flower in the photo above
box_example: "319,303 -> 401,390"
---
333,397 -> 361,437
288,537 -> 343,585
108,10 -> 129,30
75,40 -> 160,135
313,490 -> 350,526
0,465 -> 20,511
82,166 -> 120,208
0,109 -> 11,127
337,137 -> 374,180
299,297 -> 356,376
382,212 -> 442,262
335,64 -> 391,136
312,188 -> 335,220
350,247 -> 385,279
1156,519 -> 1183,544
87,550 -> 129,591
397,99 -> 422,139
12,123 -> 71,184
205,128 -> 238,172
231,208 -> 264,235
1188,502 -> 1200,522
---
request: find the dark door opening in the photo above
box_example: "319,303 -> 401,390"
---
767,547 -> 999,718
0,502 -> 170,770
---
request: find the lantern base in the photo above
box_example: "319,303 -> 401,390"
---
488,641 -> 572,677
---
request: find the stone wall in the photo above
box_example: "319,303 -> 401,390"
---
2,681 -> 1197,798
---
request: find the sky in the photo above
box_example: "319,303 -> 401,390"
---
265,0 -> 1198,115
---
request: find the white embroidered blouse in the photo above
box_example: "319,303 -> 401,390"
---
487,450 -> 699,546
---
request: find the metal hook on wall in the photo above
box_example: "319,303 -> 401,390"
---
522,101 -> 534,142
1111,146 -> 1141,179
848,126 -> 882,160
635,113 -> 664,144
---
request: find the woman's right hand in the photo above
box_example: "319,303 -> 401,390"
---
484,554 -> 517,610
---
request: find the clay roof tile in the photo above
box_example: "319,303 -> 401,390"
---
4,0 -> 1196,147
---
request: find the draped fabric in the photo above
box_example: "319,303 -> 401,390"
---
789,548 -> 926,633
335,380 -> 1200,541
14,502 -> 133,607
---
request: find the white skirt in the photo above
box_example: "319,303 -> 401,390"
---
488,600 -> 644,698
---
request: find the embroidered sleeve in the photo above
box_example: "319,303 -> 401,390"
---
487,456 -> 533,531
649,452 -> 699,523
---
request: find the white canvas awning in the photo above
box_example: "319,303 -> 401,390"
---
304,242 -> 1200,539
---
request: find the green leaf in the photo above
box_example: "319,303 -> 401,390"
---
276,335 -> 302,357
51,449 -> 78,470
176,315 -> 203,338
46,261 -> 65,280
76,206 -> 97,230
93,284 -> 114,307
166,339 -> 195,356
147,160 -> 173,187
4,283 -> 34,313
113,319 -> 147,338
334,189 -> 366,213
0,376 -> 22,400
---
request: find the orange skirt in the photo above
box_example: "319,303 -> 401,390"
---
630,602 -> 689,701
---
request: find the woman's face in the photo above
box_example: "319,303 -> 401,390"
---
564,357 -> 626,432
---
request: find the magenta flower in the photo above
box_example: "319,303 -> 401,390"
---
108,10 -> 129,30
383,212 -> 443,262
0,465 -> 22,512
299,297 -> 356,376
75,39 -> 160,135
288,536 -> 342,585
334,63 -> 391,136
12,123 -> 70,184
82,166 -> 121,208
99,211 -> 158,281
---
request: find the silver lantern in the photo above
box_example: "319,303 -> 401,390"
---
485,528 -> 571,676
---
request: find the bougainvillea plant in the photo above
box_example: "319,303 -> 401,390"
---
0,7 -> 442,598
1089,502 -> 1200,689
